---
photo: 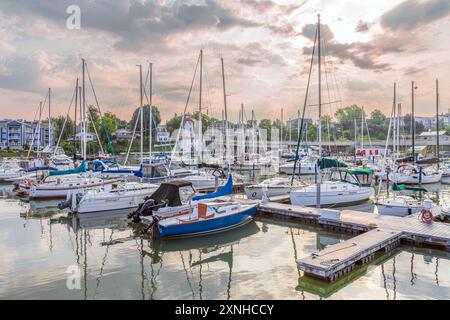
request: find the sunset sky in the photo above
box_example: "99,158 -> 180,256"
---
0,0 -> 449,123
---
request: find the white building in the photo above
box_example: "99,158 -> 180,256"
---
156,125 -> 171,143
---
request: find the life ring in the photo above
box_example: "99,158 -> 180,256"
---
419,208 -> 433,224
23,178 -> 32,188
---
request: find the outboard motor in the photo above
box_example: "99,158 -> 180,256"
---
58,193 -> 83,211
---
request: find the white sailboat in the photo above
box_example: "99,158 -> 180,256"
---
290,179 -> 374,207
245,177 -> 305,200
279,156 -> 318,175
289,15 -> 373,208
376,195 -> 423,217
69,181 -> 159,214
26,60 -> 117,199
375,82 -> 440,216
0,160 -> 23,182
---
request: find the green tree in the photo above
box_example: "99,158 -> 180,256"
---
130,105 -> 162,137
403,113 -> 425,136
335,105 -> 365,131
166,113 -> 183,134
259,119 -> 272,140
52,116 -> 76,142
192,111 -> 218,134
367,109 -> 388,140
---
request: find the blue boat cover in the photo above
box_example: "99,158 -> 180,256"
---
24,166 -> 58,172
192,175 -> 233,201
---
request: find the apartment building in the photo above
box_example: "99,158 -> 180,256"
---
0,119 -> 54,150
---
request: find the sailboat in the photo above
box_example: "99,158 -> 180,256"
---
27,60 -> 120,199
67,63 -> 164,213
375,83 -> 439,216
279,155 -> 319,175
245,176 -> 305,200
289,15 -> 374,208
387,81 -> 442,185
169,50 -> 231,190
136,176 -> 258,238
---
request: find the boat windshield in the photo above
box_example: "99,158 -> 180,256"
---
328,170 -> 360,185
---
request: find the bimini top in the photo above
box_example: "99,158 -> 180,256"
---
319,158 -> 348,169
149,180 -> 194,207
342,168 -> 374,175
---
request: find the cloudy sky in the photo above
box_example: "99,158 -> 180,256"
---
0,0 -> 449,123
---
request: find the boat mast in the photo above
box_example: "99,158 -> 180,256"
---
198,49 -> 203,164
393,82 -> 397,156
361,106 -> 364,152
316,13 -> 322,209
48,88 -> 51,147
139,64 -> 144,164
289,117 -> 292,151
82,59 -> 87,161
149,62 -> 153,159
398,103 -> 402,153
73,79 -> 78,161
393,83 -> 397,182
252,110 -> 256,154
38,101 -> 42,149
281,108 -> 284,152
221,57 -> 229,166
436,79 -> 440,166
411,81 -> 415,162
353,118 -> 357,165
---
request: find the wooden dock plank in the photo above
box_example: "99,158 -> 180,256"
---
298,228 -> 403,279
255,201 -> 450,281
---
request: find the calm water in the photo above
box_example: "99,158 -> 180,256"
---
0,182 -> 449,300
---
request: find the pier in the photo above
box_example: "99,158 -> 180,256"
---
257,202 -> 450,282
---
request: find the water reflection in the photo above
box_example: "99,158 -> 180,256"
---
1,190 -> 449,299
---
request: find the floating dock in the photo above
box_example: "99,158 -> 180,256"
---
257,202 -> 450,282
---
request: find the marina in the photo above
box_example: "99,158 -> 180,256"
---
2,1 -> 450,303
1,183 -> 450,300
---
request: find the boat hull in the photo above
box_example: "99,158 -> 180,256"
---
279,163 -> 316,175
245,186 -> 292,200
155,205 -> 258,238
388,172 -> 442,184
29,180 -> 120,200
290,187 -> 374,207
76,189 -> 157,214
376,204 -> 421,217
